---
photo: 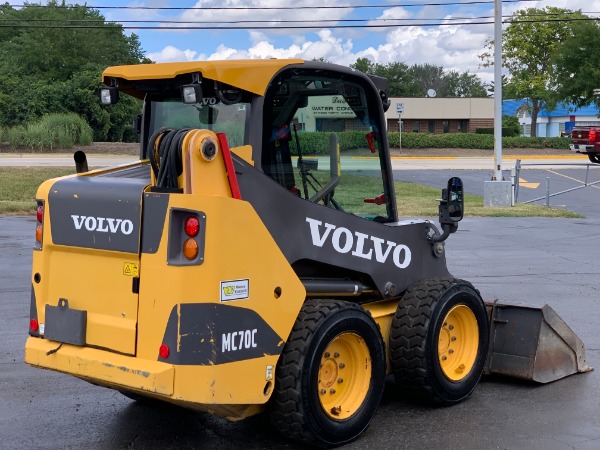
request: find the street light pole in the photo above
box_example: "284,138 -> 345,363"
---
493,0 -> 503,181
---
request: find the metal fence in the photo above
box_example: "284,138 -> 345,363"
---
513,159 -> 600,206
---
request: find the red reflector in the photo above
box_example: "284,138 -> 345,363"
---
36,205 -> 43,223
184,216 -> 200,237
590,130 -> 597,142
159,344 -> 170,359
30,319 -> 39,332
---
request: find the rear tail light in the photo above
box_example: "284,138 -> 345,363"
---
590,130 -> 597,142
184,216 -> 200,237
167,210 -> 205,266
159,344 -> 170,359
183,238 -> 199,259
29,319 -> 39,333
34,200 -> 44,250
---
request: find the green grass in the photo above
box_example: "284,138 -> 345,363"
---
298,170 -> 582,218
0,168 -> 73,214
0,167 -> 582,218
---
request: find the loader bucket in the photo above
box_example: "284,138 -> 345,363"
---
484,302 -> 592,383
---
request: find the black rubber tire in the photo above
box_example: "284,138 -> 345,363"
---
389,277 -> 489,406
588,154 -> 600,164
269,299 -> 386,447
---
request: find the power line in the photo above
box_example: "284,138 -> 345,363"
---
1,17 -> 599,30
2,10 -> 597,26
6,0 -> 542,11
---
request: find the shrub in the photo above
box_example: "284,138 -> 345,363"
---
6,113 -> 93,150
502,115 -> 521,137
475,127 -> 519,137
389,132 -> 570,150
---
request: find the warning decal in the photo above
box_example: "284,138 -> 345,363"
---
123,262 -> 139,277
220,279 -> 250,302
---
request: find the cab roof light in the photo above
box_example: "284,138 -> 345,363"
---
99,86 -> 119,105
181,73 -> 203,104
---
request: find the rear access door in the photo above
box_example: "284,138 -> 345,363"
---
40,166 -> 149,355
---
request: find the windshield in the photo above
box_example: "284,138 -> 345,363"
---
262,70 -> 391,220
147,96 -> 250,148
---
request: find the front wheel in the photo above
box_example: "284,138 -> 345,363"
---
270,299 -> 386,447
390,278 -> 489,405
588,154 -> 600,164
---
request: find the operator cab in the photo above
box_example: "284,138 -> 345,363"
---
260,66 -> 396,222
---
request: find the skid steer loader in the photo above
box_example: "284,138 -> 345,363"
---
25,59 -> 590,447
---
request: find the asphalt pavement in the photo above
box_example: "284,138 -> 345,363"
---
1,152 -> 599,449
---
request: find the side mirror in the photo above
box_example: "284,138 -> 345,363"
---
440,177 -> 464,224
432,177 -> 463,243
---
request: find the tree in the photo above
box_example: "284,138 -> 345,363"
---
351,58 -> 487,97
554,20 -> 600,108
480,7 -> 586,137
351,58 -> 418,96
407,64 -> 447,96
502,114 -> 521,136
0,1 -> 149,139
444,71 -> 488,97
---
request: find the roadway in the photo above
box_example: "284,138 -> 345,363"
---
1,215 -> 598,449
0,152 -> 590,171
2,152 -> 600,448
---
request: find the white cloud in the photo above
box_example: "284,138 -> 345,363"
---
144,0 -> 600,85
147,45 -> 198,62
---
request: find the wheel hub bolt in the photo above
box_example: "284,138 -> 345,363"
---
339,363 -> 345,369
451,336 -> 457,341
324,352 -> 330,358
334,352 -> 340,358
449,349 -> 454,354
449,325 -> 454,330
320,389 -> 326,395
442,355 -> 447,361
330,389 -> 336,394
338,378 -> 343,384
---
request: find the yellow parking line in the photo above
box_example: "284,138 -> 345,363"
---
546,169 -> 600,190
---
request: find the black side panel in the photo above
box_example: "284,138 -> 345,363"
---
158,303 -> 282,365
141,192 -> 170,254
48,175 -> 147,254
234,157 -> 451,297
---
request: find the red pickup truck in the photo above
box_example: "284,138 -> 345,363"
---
570,126 -> 600,163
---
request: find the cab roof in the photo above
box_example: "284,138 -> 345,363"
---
102,59 -> 305,99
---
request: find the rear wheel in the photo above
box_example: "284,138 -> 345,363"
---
588,154 -> 600,164
390,278 -> 488,405
270,299 -> 386,447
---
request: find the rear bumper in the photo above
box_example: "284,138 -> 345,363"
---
25,337 -> 174,395
570,144 -> 596,154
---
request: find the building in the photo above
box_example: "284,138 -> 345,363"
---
503,100 -> 600,137
386,97 -> 493,133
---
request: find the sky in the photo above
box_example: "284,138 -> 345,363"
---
63,1 -> 600,83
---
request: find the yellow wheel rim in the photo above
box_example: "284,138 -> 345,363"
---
318,332 -> 372,420
438,305 -> 479,381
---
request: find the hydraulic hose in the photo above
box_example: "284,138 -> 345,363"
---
147,128 -> 191,190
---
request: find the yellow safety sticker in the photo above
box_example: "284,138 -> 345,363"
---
123,262 -> 139,277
